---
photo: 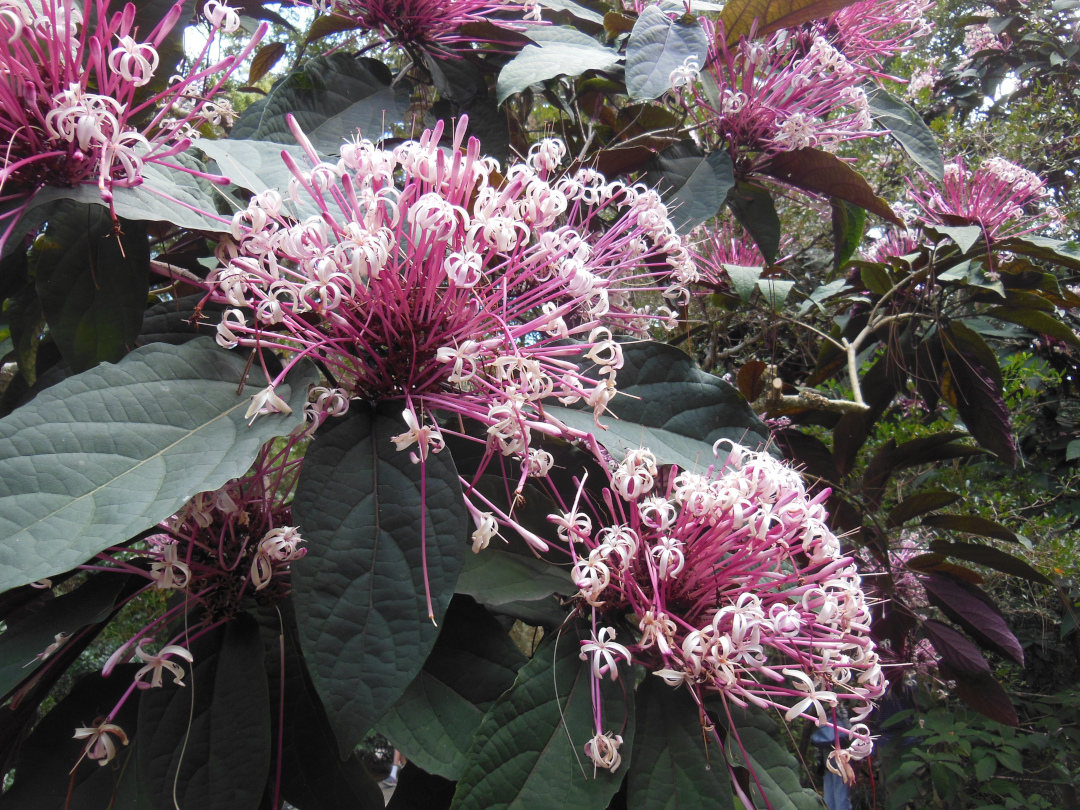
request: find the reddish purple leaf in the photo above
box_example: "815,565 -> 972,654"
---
923,576 -> 1024,665
949,670 -> 1019,726
929,541 -> 1054,586
765,149 -> 902,225
941,322 -> 1016,466
922,514 -> 1018,544
922,619 -> 990,675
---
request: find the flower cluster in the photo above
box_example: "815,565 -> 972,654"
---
551,442 -> 884,781
688,22 -> 880,165
302,0 -> 525,54
908,156 -> 1058,242
0,0 -> 262,250
208,116 -> 691,475
54,440 -> 308,766
829,0 -> 934,74
693,220 -> 771,292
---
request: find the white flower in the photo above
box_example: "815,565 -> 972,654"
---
470,511 -> 498,553
391,408 -> 445,462
579,627 -> 631,681
251,526 -> 305,590
73,721 -> 129,766
245,386 -> 293,425
652,535 -> 685,580
150,543 -> 190,590
108,36 -> 159,86
669,55 -> 700,92
584,731 -> 624,773
203,0 -> 240,32
24,632 -> 68,668
133,639 -> 194,689
783,669 -> 838,725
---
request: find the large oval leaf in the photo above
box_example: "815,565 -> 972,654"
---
1,665 -> 142,809
721,706 -> 822,810
137,614 -> 271,810
451,626 -> 634,810
625,5 -> 708,101
628,679 -> 734,809
720,0 -> 860,44
765,148 -> 902,226
231,53 -> 409,150
546,340 -> 770,471
375,596 -> 527,780
0,571 -> 130,700
34,202 -> 149,372
291,404 -> 468,754
497,26 -> 621,104
644,142 -> 735,234
922,575 -> 1024,665
0,338 -> 316,593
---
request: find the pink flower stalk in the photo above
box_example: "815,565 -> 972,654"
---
309,0 -> 526,55
206,116 -> 692,476
541,442 -> 884,780
689,20 -> 880,167
829,0 -> 934,75
908,157 -> 1058,243
0,0 -> 264,250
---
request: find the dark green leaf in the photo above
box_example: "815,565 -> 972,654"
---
628,679 -> 733,809
865,87 -> 945,181
231,53 -> 409,150
722,706 -> 822,810
0,572 -> 129,700
625,5 -> 708,101
451,627 -> 634,810
0,338 -> 316,592
645,142 -> 735,234
983,306 -> 1080,348
1,665 -> 142,810
830,199 -> 866,272
929,541 -> 1053,586
927,224 -> 984,254
426,55 -> 510,164
259,602 -> 386,810
975,753 -> 997,782
497,26 -> 621,103
4,157 -> 230,256
33,202 -> 149,372
886,491 -> 962,527
755,278 -> 795,311
376,596 -> 527,780
139,294 -> 225,346
386,762 -> 457,810
997,235 -> 1080,271
766,148 -> 902,225
138,615 -> 271,810
725,265 -> 764,301
727,181 -> 781,264
291,404 -> 468,754
546,340 -> 770,472
199,139 -> 323,221
456,547 -> 572,606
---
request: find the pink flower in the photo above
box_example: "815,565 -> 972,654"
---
206,115 -> 689,475
0,0 -> 264,251
908,156 -> 1056,242
313,0 -> 526,55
